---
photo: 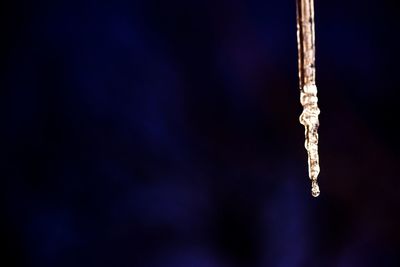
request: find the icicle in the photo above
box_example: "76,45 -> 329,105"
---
296,0 -> 321,197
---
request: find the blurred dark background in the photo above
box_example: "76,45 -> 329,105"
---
2,0 -> 400,266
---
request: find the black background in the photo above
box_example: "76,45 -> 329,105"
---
2,1 -> 400,266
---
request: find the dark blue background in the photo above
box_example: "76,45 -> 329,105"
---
2,1 -> 400,266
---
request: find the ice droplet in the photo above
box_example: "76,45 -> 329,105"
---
311,182 -> 320,197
